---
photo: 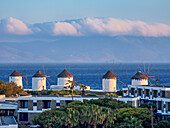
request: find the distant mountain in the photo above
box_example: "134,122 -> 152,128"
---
0,36 -> 170,63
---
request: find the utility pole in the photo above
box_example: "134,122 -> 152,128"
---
151,105 -> 154,128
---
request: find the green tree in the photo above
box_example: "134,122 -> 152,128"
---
79,84 -> 87,96
0,81 -> 27,97
87,104 -> 106,128
102,106 -> 116,128
115,108 -> 151,128
155,120 -> 170,128
116,90 -> 123,96
117,117 -> 143,128
140,103 -> 157,113
68,79 -> 79,101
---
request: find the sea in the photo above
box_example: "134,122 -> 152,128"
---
0,63 -> 170,90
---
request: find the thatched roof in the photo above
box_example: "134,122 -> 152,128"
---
103,70 -> 116,79
131,71 -> 148,80
32,70 -> 46,77
57,69 -> 73,78
10,70 -> 22,77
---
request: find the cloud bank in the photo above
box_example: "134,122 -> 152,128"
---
1,17 -> 170,37
0,17 -> 32,35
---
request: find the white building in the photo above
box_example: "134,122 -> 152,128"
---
57,69 -> 73,86
32,71 -> 46,91
17,95 -> 139,124
122,71 -> 170,120
0,95 -> 18,128
131,71 -> 148,85
102,70 -> 117,92
51,69 -> 73,90
9,70 -> 23,89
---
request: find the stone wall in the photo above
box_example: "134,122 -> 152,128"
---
28,100 -> 33,110
165,91 -> 170,98
51,100 -> 56,110
37,100 -> 42,110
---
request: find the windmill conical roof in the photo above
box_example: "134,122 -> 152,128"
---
10,70 -> 22,76
131,71 -> 148,80
57,69 -> 73,78
102,70 -> 116,79
32,70 -> 46,77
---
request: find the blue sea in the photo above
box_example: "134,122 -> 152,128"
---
0,63 -> 170,90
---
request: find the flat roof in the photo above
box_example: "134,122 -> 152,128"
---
130,85 -> 170,88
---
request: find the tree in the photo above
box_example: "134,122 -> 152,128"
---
155,120 -> 170,128
68,79 -> 79,101
140,103 -> 157,113
84,98 -> 132,110
79,84 -> 87,96
102,106 -> 116,128
116,90 -> 123,96
117,117 -> 143,128
64,108 -> 80,128
115,108 -> 151,128
0,81 -> 27,97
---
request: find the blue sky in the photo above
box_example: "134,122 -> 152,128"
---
0,0 -> 170,24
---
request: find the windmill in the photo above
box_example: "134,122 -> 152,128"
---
42,64 -> 55,88
97,60 -> 129,92
137,62 -> 162,86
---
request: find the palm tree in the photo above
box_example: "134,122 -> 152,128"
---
66,108 -> 80,128
117,116 -> 143,128
87,104 -> 105,128
68,79 -> 79,101
80,84 -> 87,96
102,107 -> 116,128
80,106 -> 89,127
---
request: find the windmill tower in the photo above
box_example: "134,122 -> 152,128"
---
102,70 -> 117,92
57,69 -> 73,87
9,70 -> 23,88
32,70 -> 46,91
131,71 -> 148,85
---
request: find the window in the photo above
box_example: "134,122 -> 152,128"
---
131,88 -> 135,95
43,100 -> 51,109
56,103 -> 60,106
168,102 -> 170,111
20,100 -> 28,108
19,113 -> 28,121
146,89 -> 149,97
138,89 -> 142,96
162,91 -> 165,98
33,102 -> 37,106
158,101 -> 161,110
153,90 -> 157,98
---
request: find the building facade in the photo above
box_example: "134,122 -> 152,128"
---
126,84 -> 170,120
17,95 -> 139,124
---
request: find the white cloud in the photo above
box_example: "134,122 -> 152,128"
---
1,17 -> 170,37
79,18 -> 170,37
53,22 -> 78,36
0,17 -> 32,35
